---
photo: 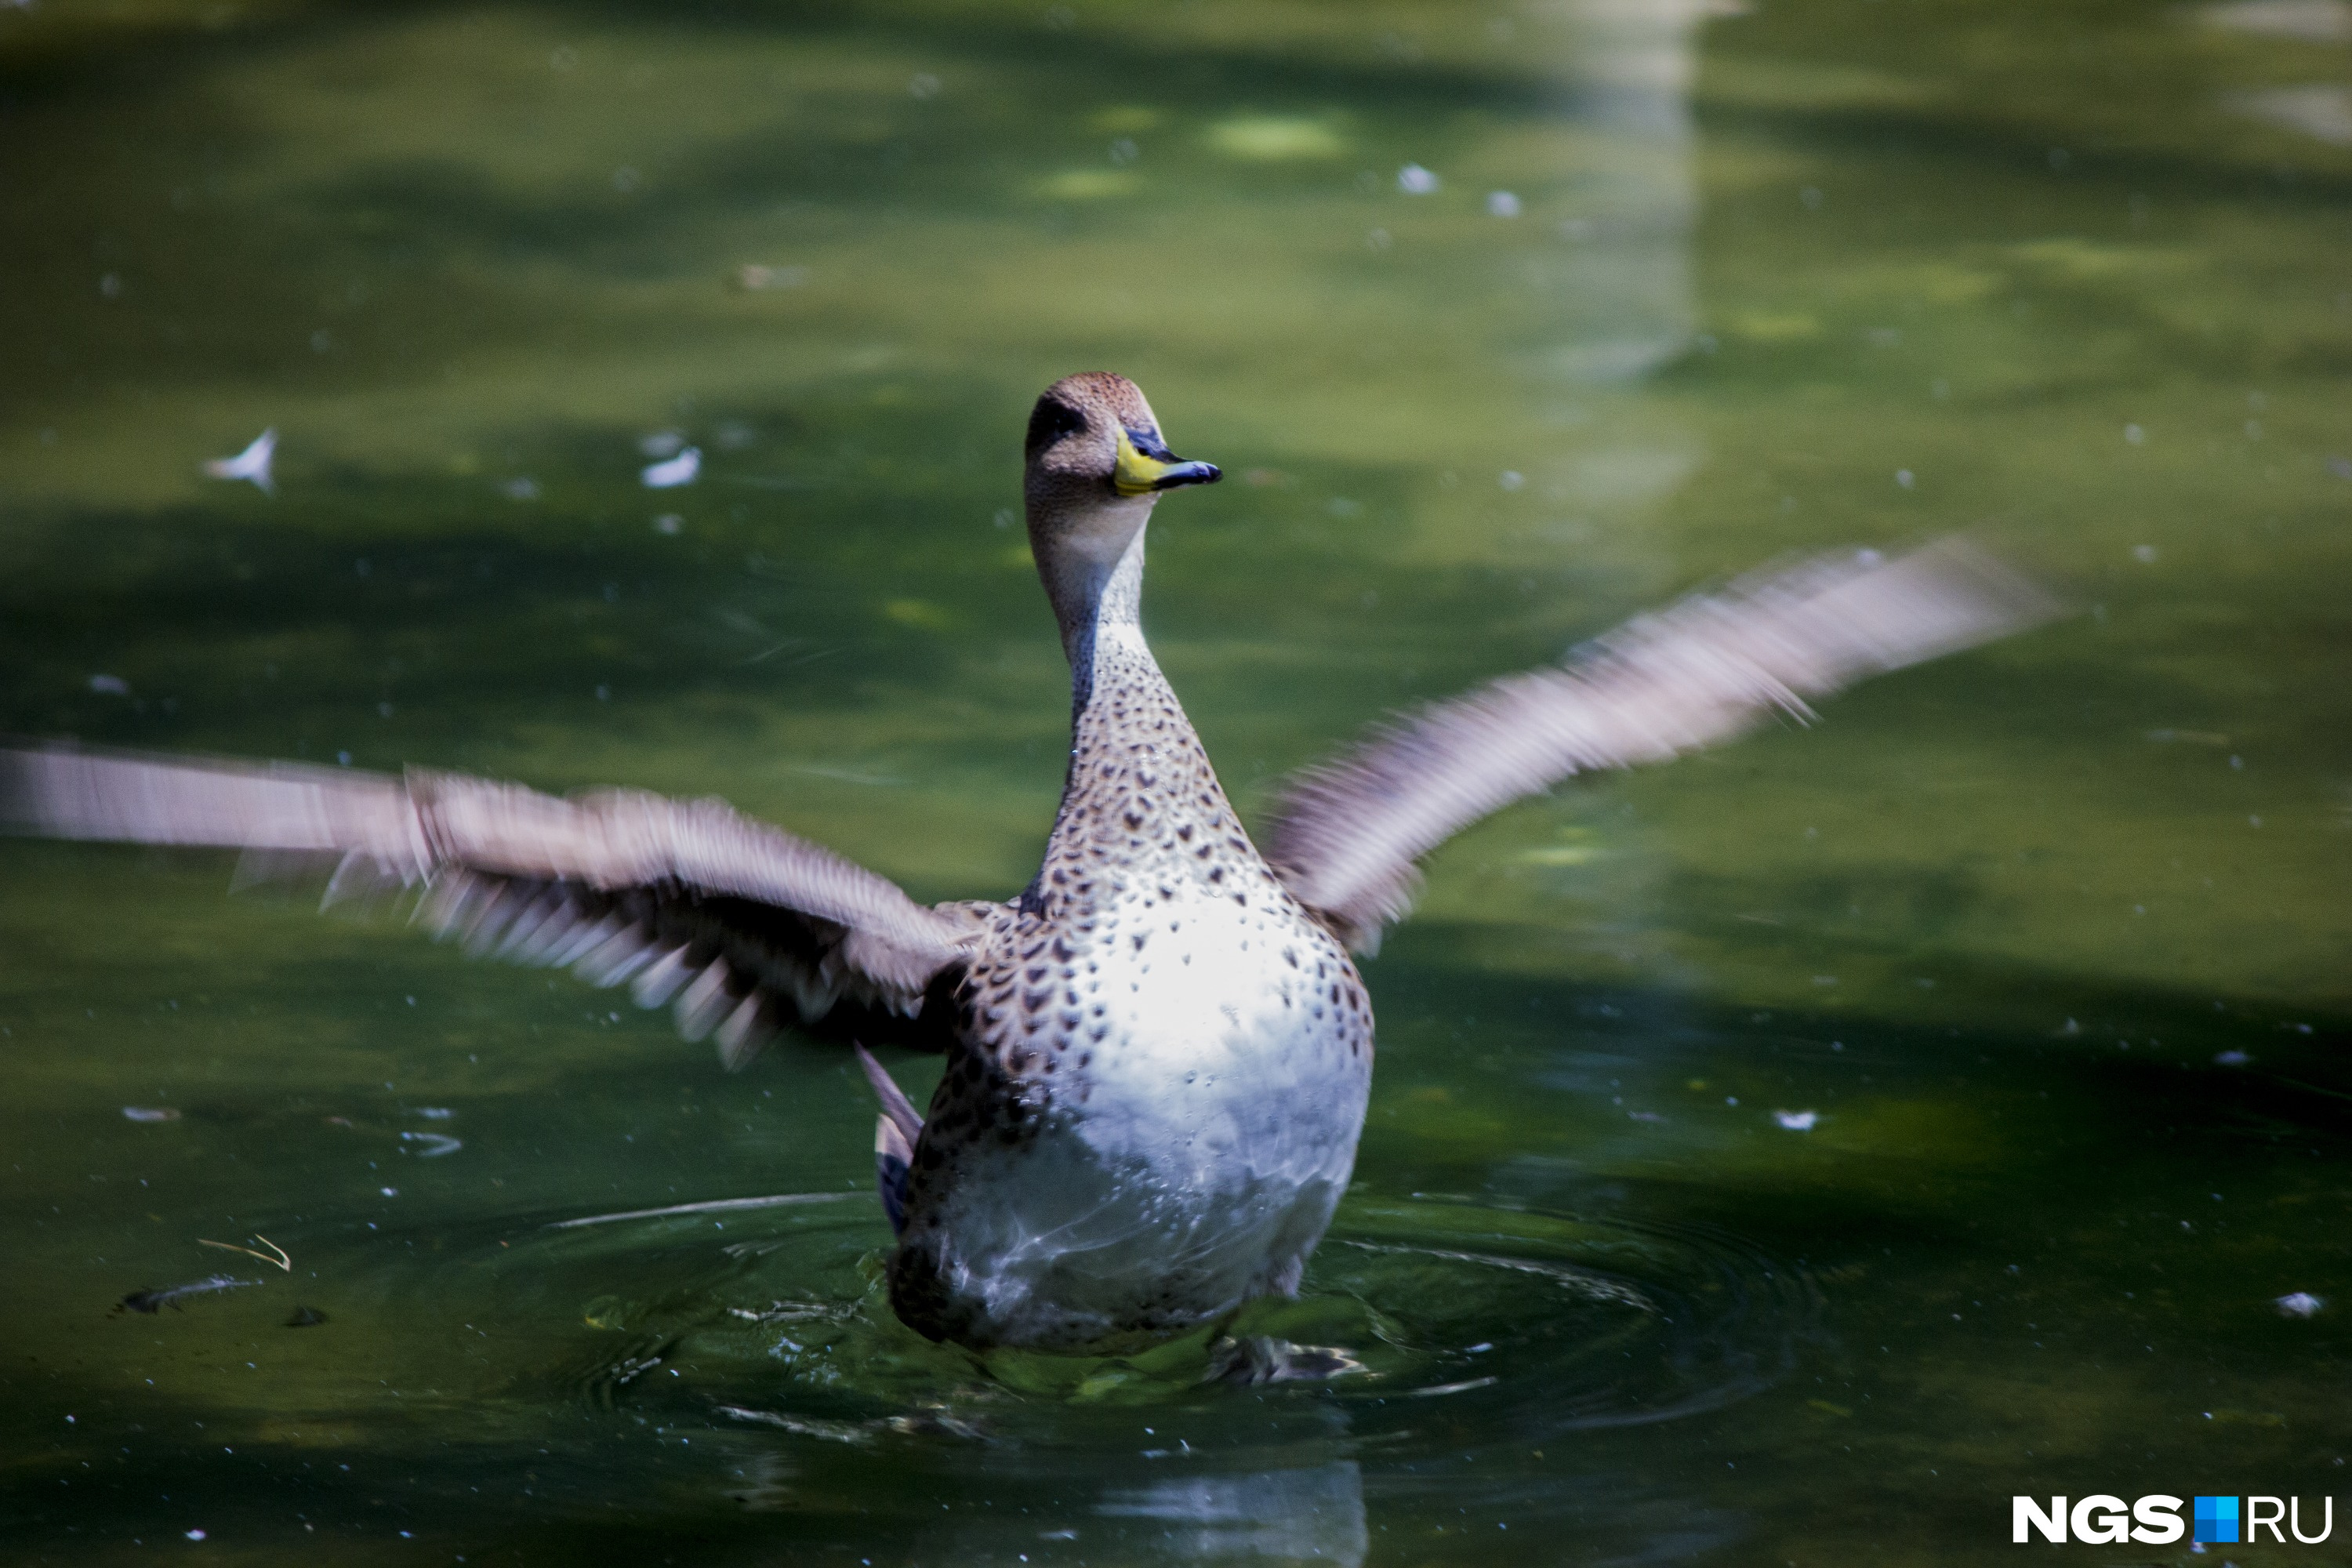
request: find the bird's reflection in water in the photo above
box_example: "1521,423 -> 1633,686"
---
1096,1461 -> 1368,1567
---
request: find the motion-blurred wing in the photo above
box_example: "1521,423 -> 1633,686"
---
0,746 -> 982,1065
1263,539 -> 2056,952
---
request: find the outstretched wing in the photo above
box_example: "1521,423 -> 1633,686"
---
0,745 -> 983,1065
1262,539 -> 2057,952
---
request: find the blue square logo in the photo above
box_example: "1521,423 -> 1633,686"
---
2194,1496 -> 2240,1544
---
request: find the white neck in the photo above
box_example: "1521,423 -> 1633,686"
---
1034,495 -> 1157,712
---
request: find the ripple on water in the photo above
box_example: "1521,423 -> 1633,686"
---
394,1189 -> 1819,1454
1312,1196 -> 1824,1439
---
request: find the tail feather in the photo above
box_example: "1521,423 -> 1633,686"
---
853,1042 -> 924,1146
873,1114 -> 913,1237
855,1043 -> 923,1238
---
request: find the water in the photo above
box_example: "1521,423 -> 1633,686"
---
4,1 -> 2349,1560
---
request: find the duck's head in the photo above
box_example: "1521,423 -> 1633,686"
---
1022,372 -> 1220,566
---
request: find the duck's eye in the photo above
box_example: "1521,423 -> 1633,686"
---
1025,397 -> 1087,455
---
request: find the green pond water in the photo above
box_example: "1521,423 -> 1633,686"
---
4,0 -> 2350,1561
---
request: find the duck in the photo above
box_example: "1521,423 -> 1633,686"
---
0,372 -> 2051,1352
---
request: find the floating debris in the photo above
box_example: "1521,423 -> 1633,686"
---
499,477 -> 540,501
89,675 -> 130,696
653,514 -> 684,535
2277,1291 -> 2325,1318
285,1306 -> 328,1328
1773,1109 -> 1820,1131
401,1131 -> 463,1158
641,447 -> 701,489
198,1234 -> 291,1272
2215,1049 -> 2252,1065
546,1191 -> 851,1230
121,1105 -> 180,1123
1396,162 -> 1439,194
201,428 -> 277,495
115,1275 -> 256,1315
1486,190 -> 1521,217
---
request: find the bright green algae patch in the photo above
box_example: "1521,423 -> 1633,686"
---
2,1 -> 2348,1563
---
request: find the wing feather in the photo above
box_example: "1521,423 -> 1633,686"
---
1262,539 -> 2056,951
0,745 -> 981,1063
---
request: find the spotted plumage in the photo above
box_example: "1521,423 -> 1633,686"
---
0,372 -> 2053,1353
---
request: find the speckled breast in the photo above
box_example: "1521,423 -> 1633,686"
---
888,874 -> 1374,1352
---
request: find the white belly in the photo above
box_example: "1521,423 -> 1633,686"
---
899,889 -> 1373,1351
